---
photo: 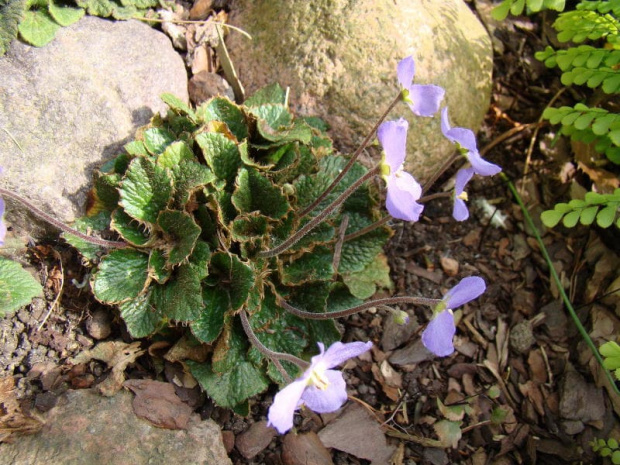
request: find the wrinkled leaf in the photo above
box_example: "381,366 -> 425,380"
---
0,257 -> 43,316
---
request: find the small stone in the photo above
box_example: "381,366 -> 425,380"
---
221,430 -> 235,454
235,420 -> 277,460
282,432 -> 333,465
440,257 -> 459,277
85,309 -> 112,340
509,321 -> 535,354
189,0 -> 213,20
189,71 -> 235,105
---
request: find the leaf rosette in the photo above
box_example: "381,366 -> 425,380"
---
72,86 -> 392,410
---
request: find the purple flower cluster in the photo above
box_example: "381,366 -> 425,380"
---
378,56 -> 502,223
267,341 -> 372,434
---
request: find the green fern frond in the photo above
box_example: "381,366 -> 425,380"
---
541,189 -> 620,228
554,10 -> 620,43
491,0 -> 565,20
536,45 -> 620,71
578,0 -> 620,16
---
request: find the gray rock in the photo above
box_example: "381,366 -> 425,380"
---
559,370 -> 606,425
0,389 -> 231,465
226,0 -> 492,181
0,17 -> 187,240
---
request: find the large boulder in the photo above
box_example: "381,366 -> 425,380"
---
226,0 -> 493,181
0,389 -> 232,465
0,17 -> 188,240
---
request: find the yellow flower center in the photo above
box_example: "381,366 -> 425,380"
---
457,191 -> 468,201
308,364 -> 330,390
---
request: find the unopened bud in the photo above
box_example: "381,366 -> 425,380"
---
393,310 -> 410,326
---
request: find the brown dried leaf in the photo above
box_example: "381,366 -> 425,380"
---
318,403 -> 395,464
0,377 -> 42,440
71,341 -> 145,396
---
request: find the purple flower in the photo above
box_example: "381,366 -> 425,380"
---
421,277 -> 486,357
397,56 -> 445,117
377,119 -> 424,222
267,341 -> 372,434
441,108 -> 501,176
453,168 -> 474,222
0,196 -> 5,246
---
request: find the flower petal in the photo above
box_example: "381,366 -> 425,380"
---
441,108 -> 478,152
408,84 -> 445,117
267,377 -> 309,434
452,198 -> 469,222
320,341 -> 373,369
455,168 -> 474,196
467,151 -> 502,176
444,276 -> 486,309
397,56 -> 416,89
421,309 -> 456,357
301,369 -> 348,413
377,119 -> 408,172
386,172 -> 424,222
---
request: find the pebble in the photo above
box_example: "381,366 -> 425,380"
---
188,71 -> 235,105
235,420 -> 276,459
509,320 -> 536,354
440,256 -> 459,276
85,309 -> 112,340
221,430 -> 235,454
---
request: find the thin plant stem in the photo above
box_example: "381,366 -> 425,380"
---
240,310 -> 309,379
135,17 -> 253,40
298,93 -> 402,219
502,173 -> 620,396
278,295 -> 441,320
343,215 -> 392,242
422,153 -> 460,192
0,187 -> 127,249
341,191 -> 451,243
419,191 -> 451,203
259,166 -> 380,258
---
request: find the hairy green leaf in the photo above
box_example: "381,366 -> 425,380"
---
119,156 -> 173,224
18,9 -> 59,47
0,257 -> 43,316
91,248 -> 150,304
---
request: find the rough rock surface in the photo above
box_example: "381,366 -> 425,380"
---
0,17 -> 188,239
227,0 -> 492,180
0,389 -> 231,465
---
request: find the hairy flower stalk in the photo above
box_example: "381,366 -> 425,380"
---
278,295 -> 441,320
258,166 -> 380,258
298,93 -> 403,219
240,310 -> 308,382
0,187 -> 127,249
